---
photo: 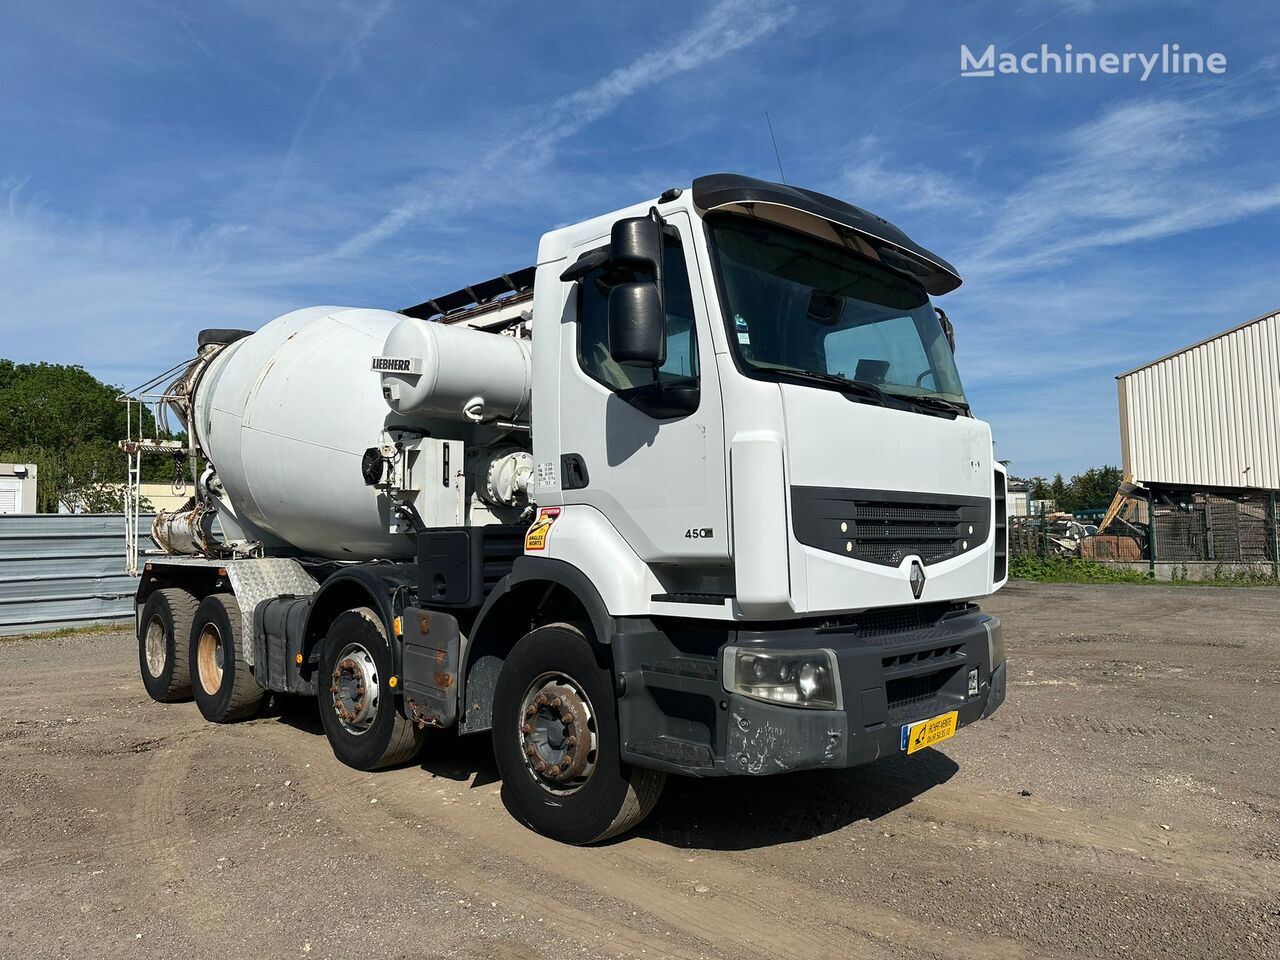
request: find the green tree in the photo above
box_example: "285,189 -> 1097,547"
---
1049,473 -> 1067,504
0,360 -> 173,512
0,360 -> 141,449
1058,466 -> 1123,513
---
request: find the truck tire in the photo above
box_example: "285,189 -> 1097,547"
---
492,622 -> 666,845
138,588 -> 197,702
190,594 -> 265,723
316,608 -> 425,771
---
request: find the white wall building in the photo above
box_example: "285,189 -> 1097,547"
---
1117,309 -> 1279,492
0,464 -> 38,514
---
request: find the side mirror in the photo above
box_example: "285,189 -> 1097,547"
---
610,216 -> 663,274
935,307 -> 956,353
608,281 -> 666,367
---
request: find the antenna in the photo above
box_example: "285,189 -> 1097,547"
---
765,110 -> 787,184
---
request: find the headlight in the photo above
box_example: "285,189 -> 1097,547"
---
722,647 -> 842,709
984,616 -> 1006,670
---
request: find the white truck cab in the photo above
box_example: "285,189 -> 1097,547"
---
522,175 -> 1003,620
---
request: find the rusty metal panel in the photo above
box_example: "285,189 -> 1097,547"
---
0,513 -> 150,635
1117,310 -> 1280,491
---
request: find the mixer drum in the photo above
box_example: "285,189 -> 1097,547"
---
189,306 -> 417,560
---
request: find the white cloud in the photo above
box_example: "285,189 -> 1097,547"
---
0,190 -> 297,385
830,78 -> 1280,476
334,0 -> 797,258
965,85 -> 1280,278
832,77 -> 1280,287
840,135 -> 977,213
271,0 -> 397,203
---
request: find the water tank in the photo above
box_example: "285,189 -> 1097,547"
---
189,307 -> 416,559
379,316 -> 532,423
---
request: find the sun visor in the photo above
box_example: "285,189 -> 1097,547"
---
692,173 -> 962,295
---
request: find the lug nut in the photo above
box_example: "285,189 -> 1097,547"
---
525,743 -> 537,756
521,723 -> 532,735
525,704 -> 537,717
565,735 -> 577,748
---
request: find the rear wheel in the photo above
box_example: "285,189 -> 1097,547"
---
492,623 -> 666,844
190,594 -> 264,723
138,588 -> 197,702
316,608 -> 425,771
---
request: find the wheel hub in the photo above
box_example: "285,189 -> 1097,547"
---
519,678 -> 597,793
196,625 -> 224,695
330,643 -> 380,735
144,615 -> 166,678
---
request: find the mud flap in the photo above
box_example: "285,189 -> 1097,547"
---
401,607 -> 461,728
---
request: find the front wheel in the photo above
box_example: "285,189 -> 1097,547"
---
492,623 -> 666,844
316,608 -> 425,771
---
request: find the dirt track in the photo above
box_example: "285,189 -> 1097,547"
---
2,582 -> 1278,959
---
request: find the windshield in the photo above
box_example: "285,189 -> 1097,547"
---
707,214 -> 967,406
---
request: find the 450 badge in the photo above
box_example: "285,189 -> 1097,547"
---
524,507 -> 561,551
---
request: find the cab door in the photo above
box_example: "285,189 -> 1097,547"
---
556,211 -> 727,562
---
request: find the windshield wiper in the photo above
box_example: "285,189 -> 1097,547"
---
770,369 -> 894,407
890,393 -> 969,417
766,367 -> 969,417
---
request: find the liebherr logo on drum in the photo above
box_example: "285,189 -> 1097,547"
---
371,356 -> 421,374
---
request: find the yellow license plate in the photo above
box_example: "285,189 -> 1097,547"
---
901,710 -> 958,754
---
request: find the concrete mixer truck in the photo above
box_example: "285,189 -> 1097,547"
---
123,173 -> 1009,844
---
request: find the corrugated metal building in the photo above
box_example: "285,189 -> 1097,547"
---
1116,309 -> 1279,570
1117,309 -> 1279,491
0,513 -> 148,635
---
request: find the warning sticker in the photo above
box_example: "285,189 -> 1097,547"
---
524,507 -> 561,552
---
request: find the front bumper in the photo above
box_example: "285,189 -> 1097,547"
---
614,607 -> 1007,777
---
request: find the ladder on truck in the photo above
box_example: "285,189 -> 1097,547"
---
117,360 -> 198,576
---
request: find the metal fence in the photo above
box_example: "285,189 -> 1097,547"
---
0,513 -> 145,636
1151,492 -> 1276,564
1010,490 -> 1280,579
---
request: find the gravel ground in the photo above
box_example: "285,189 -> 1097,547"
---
1,581 -> 1278,959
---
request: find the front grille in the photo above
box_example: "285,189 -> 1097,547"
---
882,643 -> 963,672
791,486 -> 991,567
818,602 -> 953,637
886,666 -> 958,713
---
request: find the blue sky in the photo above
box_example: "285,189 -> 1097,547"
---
2,0 -> 1278,479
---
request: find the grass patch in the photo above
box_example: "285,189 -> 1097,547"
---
0,619 -> 130,642
1010,556 -> 1152,584
1010,555 -> 1280,586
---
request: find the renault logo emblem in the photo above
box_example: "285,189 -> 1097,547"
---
909,559 -> 926,599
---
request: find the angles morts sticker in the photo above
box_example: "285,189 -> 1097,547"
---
524,507 -> 561,552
